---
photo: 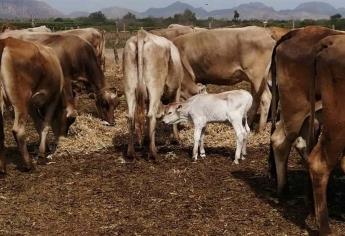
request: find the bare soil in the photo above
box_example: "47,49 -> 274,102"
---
0,49 -> 344,235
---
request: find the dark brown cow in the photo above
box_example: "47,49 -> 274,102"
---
0,37 -> 76,173
307,35 -> 345,235
61,28 -> 106,71
269,26 -> 343,197
0,31 -> 118,125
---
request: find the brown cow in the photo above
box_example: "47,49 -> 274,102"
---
124,30 -> 183,160
61,28 -> 106,71
307,35 -> 345,235
0,31 -> 118,125
269,26 -> 343,196
0,37 -> 76,173
173,26 -> 289,132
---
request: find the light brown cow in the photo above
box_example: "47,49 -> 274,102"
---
173,26 -> 289,132
269,26 -> 342,197
61,28 -> 106,71
0,37 -> 76,173
124,30 -> 183,160
150,25 -> 206,41
307,35 -> 345,235
0,31 -> 118,125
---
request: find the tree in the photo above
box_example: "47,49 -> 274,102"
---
88,11 -> 107,22
122,12 -> 136,21
173,9 -> 197,24
233,10 -> 240,22
330,13 -> 342,21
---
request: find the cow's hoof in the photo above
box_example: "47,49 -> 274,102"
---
200,153 -> 206,159
241,156 -> 246,161
233,160 -> 239,165
148,151 -> 159,162
19,163 -> 34,172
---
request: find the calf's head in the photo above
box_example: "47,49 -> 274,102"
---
163,103 -> 188,125
96,91 -> 119,126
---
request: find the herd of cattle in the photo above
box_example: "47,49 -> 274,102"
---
0,23 -> 344,234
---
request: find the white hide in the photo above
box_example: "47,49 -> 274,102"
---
163,90 -> 253,164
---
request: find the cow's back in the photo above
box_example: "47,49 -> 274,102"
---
173,26 -> 275,82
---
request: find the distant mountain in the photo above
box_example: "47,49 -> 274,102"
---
0,0 -> 63,19
101,6 -> 139,19
67,11 -> 90,18
142,1 -> 208,18
210,2 -> 281,20
1,0 -> 345,20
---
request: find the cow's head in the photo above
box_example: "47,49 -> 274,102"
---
162,103 -> 188,125
96,91 -> 119,126
181,82 -> 207,100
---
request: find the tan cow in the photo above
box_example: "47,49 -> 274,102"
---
269,26 -> 342,196
173,26 -> 290,132
307,35 -> 345,235
0,31 -> 118,125
150,25 -> 206,41
61,28 -> 106,71
0,37 -> 76,173
124,30 -> 183,160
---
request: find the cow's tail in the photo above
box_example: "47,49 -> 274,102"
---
180,54 -> 196,81
135,29 -> 148,145
0,40 -> 5,115
100,30 -> 106,69
270,29 -> 298,133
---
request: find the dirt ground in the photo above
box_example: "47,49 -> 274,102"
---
0,49 -> 344,235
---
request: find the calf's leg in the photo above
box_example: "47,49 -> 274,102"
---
232,118 -> 245,165
241,117 -> 250,158
192,125 -> 203,161
199,127 -> 206,158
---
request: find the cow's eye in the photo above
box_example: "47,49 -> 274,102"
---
168,111 -> 172,115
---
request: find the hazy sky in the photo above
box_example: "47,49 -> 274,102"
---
41,0 -> 345,13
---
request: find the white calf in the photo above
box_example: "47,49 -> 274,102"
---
163,90 -> 253,164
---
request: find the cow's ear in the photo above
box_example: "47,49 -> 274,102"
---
31,90 -> 48,107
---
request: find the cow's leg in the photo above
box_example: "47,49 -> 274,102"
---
199,127 -> 206,158
258,84 -> 272,132
172,89 -> 181,143
126,90 -> 136,159
192,125 -> 203,161
0,112 -> 6,174
309,137 -> 339,235
271,121 -> 292,195
12,109 -> 32,171
232,118 -> 245,165
147,93 -> 161,160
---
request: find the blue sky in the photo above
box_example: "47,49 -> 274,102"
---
41,0 -> 345,13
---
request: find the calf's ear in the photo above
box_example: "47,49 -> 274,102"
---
177,104 -> 183,111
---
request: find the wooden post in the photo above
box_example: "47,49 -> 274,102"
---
332,24 -> 335,30
292,20 -> 295,29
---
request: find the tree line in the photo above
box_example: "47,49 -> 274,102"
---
1,9 -> 345,32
